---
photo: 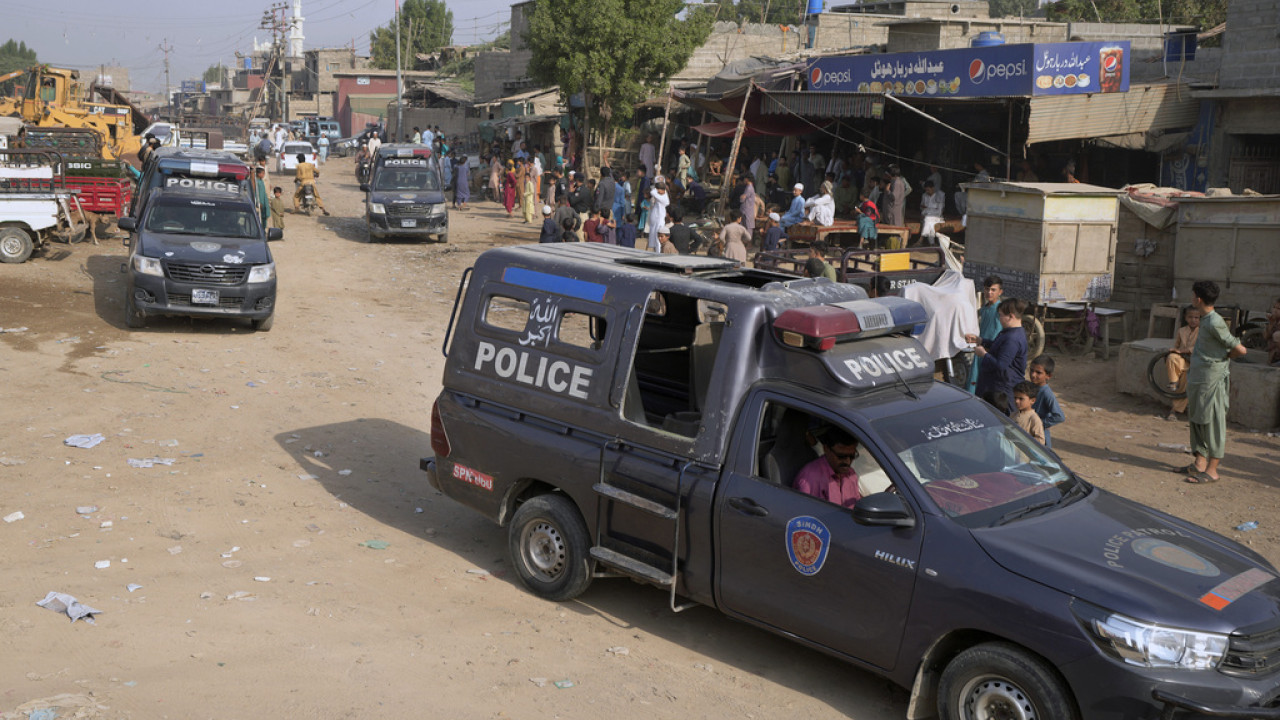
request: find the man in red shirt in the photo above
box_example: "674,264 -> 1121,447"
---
792,426 -> 862,508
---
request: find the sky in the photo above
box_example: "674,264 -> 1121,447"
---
0,0 -> 514,93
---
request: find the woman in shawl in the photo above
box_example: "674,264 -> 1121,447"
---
739,177 -> 757,241
489,154 -> 502,204
502,160 -> 517,216
522,162 -> 537,223
453,154 -> 471,211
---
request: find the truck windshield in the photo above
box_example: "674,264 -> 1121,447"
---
872,402 -> 1085,528
373,168 -> 440,192
145,201 -> 258,239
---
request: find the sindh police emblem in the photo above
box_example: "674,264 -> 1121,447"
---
1131,537 -> 1221,577
786,516 -> 831,576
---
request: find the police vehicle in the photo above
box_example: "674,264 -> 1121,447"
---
424,243 -> 1280,720
117,184 -> 280,331
360,144 -> 447,243
130,147 -> 257,222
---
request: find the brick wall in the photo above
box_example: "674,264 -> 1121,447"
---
887,20 -> 1068,52
1220,0 -> 1280,89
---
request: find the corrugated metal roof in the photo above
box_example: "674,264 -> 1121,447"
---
1027,82 -> 1201,145
759,91 -> 880,118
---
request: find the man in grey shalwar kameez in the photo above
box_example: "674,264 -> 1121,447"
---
1183,280 -> 1248,484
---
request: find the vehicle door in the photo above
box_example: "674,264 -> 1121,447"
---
714,390 -> 923,671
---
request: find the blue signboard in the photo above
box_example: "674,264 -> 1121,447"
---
807,41 -> 1129,98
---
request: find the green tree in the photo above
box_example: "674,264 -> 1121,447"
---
202,63 -> 227,84
0,39 -> 37,94
712,0 -> 806,25
1045,0 -> 1226,28
525,0 -> 712,135
369,0 -> 455,70
988,0 -> 1039,18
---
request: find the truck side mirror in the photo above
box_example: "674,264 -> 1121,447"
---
853,491 -> 915,528
117,217 -> 137,232
266,228 -> 283,241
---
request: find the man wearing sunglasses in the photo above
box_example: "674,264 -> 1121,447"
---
793,426 -> 862,508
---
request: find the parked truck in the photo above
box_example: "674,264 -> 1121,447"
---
0,150 -> 89,262
0,65 -> 149,164
425,243 -> 1280,720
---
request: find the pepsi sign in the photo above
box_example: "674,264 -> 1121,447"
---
806,41 -> 1128,98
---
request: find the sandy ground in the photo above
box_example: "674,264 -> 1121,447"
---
1,156 -> 1277,719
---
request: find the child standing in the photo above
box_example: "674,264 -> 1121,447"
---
1012,381 -> 1046,444
1166,307 -> 1201,420
965,297 -> 1028,417
617,213 -> 638,249
1028,355 -> 1065,448
969,275 -> 1004,393
597,209 -> 616,245
582,210 -> 601,243
269,187 -> 286,233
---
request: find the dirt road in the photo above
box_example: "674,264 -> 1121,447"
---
1,156 -> 1276,719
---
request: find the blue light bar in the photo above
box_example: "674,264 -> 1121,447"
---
826,297 -> 928,339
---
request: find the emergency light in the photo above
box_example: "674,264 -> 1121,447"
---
393,147 -> 433,159
162,162 -> 248,180
773,298 -> 928,350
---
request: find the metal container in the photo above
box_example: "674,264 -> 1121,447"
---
962,181 -> 1121,303
1173,195 -> 1280,313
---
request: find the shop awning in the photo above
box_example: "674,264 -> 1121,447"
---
758,91 -> 881,119
692,115 -> 830,138
1026,82 -> 1201,146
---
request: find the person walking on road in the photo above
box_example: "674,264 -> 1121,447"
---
1182,280 -> 1249,484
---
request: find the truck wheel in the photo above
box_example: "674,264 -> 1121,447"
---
124,292 -> 146,329
251,314 -> 274,332
938,642 -> 1078,720
509,494 -> 593,602
437,233 -> 448,243
0,227 -> 34,264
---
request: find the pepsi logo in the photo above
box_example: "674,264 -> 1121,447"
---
811,67 -> 822,85
1102,55 -> 1118,72
969,59 -> 985,82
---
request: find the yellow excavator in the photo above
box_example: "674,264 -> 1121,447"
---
0,64 -> 150,162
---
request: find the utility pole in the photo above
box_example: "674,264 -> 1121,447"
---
261,2 -> 289,121
159,39 -> 173,118
395,0 -> 403,142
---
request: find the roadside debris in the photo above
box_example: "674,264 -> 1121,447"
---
360,540 -> 389,550
128,457 -> 176,468
36,591 -> 101,623
4,511 -> 24,523
64,433 -> 105,449
1236,521 -> 1260,532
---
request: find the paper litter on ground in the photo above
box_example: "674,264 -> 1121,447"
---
36,591 -> 102,623
64,433 -> 105,449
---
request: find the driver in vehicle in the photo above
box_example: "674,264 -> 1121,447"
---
793,425 -> 862,508
292,153 -> 331,216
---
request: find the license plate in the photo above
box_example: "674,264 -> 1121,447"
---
401,219 -> 417,228
192,289 -> 219,305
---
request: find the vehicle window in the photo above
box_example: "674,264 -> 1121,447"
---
872,402 -> 1082,527
621,290 -> 725,437
755,402 -> 893,507
558,311 -> 606,351
144,202 -> 258,239
373,169 -> 440,192
483,295 -> 529,333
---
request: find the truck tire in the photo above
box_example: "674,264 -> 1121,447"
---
938,642 -> 1078,720
509,494 -> 593,602
0,227 -> 34,264
251,314 -> 274,332
124,292 -> 146,329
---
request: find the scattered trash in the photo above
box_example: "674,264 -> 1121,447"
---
693,662 -> 713,672
297,473 -> 318,480
1113,471 -> 1125,477
94,560 -> 110,569
607,646 -> 630,656
529,677 -> 548,688
29,708 -> 58,720
254,576 -> 271,582
127,457 -> 176,468
65,433 -> 105,449
1123,435 -> 1133,439
100,521 -> 113,529
337,469 -> 352,476
56,336 -> 80,344
127,584 -> 143,593
554,680 -> 575,689
4,510 -> 24,523
1236,521 -> 1259,532
246,381 -> 258,387
200,591 -> 213,599
222,560 -> 242,569
225,591 -> 255,601
36,591 -> 101,624
360,540 -> 390,550
0,456 -> 25,466
168,545 -> 182,555
76,505 -> 98,515
158,439 -> 179,447
1157,443 -> 1191,453
466,568 -> 490,576
0,326 -> 28,333
415,507 -> 424,514
312,450 -> 325,458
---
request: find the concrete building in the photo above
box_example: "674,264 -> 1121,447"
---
1194,0 -> 1280,194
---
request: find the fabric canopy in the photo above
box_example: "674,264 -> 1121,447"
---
692,116 -> 830,138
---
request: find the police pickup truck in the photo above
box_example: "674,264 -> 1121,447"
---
424,244 -> 1280,720
117,182 -> 280,331
361,145 -> 447,243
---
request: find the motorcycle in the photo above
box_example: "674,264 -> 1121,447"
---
356,157 -> 371,185
298,182 -> 317,216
